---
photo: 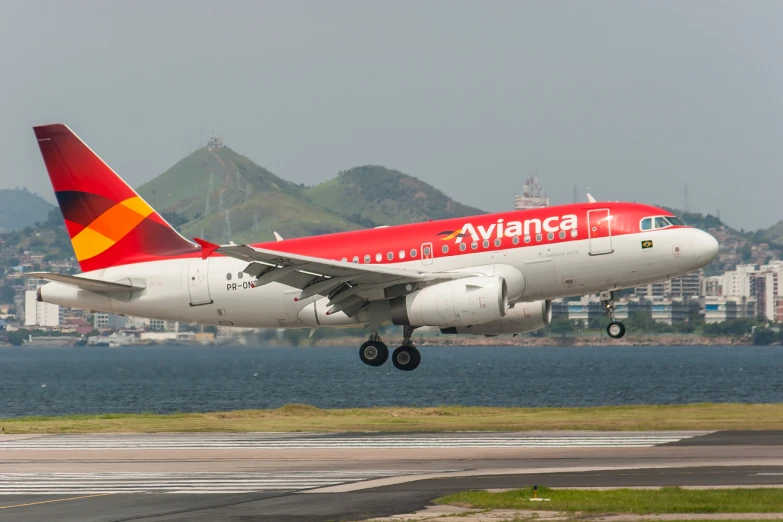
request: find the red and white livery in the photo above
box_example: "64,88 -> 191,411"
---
30,124 -> 719,371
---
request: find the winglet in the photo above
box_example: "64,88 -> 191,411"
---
586,193 -> 597,203
273,231 -> 284,242
193,238 -> 220,259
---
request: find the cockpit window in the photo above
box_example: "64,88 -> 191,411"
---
641,215 -> 685,231
654,216 -> 670,229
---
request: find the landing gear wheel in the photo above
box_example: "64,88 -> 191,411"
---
359,340 -> 388,367
391,345 -> 421,371
607,321 -> 626,339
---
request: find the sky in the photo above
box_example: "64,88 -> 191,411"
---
1,0 -> 781,230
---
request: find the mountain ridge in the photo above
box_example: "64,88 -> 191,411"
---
136,146 -> 486,242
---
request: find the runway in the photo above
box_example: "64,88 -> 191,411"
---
0,430 -> 781,521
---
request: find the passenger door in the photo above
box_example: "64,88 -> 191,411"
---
187,259 -> 213,306
587,209 -> 614,255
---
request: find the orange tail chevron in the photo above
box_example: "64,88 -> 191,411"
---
33,124 -> 199,272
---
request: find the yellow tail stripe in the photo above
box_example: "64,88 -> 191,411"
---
71,227 -> 115,261
69,197 -> 154,261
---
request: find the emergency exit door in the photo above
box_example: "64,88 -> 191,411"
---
587,209 -> 614,255
188,259 -> 213,306
421,242 -> 434,265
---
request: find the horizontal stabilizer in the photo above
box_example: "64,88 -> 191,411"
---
25,272 -> 145,294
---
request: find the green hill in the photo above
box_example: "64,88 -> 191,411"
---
138,149 -> 485,243
761,220 -> 783,246
137,146 -> 360,242
0,188 -> 55,232
305,165 -> 485,227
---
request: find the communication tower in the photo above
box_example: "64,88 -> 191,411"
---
514,175 -> 550,210
222,210 -> 232,241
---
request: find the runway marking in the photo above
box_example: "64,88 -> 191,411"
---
0,471 -> 450,495
0,493 -> 114,509
0,433 -> 697,450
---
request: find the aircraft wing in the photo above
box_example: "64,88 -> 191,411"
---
25,272 -> 146,294
194,239 -> 476,315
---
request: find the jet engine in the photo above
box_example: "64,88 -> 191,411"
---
390,276 -> 508,327
440,299 -> 552,335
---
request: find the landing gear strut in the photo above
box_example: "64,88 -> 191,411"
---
601,290 -> 626,339
359,332 -> 388,367
392,326 -> 421,371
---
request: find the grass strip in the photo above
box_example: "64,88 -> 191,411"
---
436,486 -> 783,514
2,403 -> 783,434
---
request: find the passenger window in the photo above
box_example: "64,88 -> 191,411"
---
364,255 -> 371,263
512,236 -> 520,245
536,233 -> 542,242
571,229 -> 578,238
442,245 -> 449,253
376,253 -> 382,262
547,232 -> 554,240
654,217 -> 670,229
238,272 -> 243,279
641,218 -> 652,231
398,250 -> 405,259
460,243 -> 467,251
524,235 -> 531,243
482,239 -> 489,248
559,230 -> 566,239
410,249 -> 417,257
352,256 -> 359,263
387,252 -> 394,260
226,273 -> 232,280
471,241 -> 478,250
341,257 -> 347,262
494,238 -> 501,247
423,247 -> 431,256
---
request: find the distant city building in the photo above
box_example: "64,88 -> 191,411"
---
24,290 -> 60,327
701,296 -> 757,323
635,271 -> 702,299
713,261 -> 783,320
514,176 -> 549,210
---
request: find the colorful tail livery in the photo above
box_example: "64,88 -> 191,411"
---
33,124 -> 199,271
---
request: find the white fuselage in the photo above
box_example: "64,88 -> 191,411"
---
40,226 -> 718,330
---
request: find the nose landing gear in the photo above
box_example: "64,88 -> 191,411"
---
601,290 -> 626,339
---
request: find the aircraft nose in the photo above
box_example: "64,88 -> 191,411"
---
691,229 -> 720,263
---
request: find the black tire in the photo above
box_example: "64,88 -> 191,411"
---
359,340 -> 388,366
391,346 -> 421,371
607,321 -> 626,339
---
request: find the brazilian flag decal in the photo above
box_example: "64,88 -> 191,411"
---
641,240 -> 653,249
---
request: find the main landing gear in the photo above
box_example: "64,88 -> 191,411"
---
359,326 -> 421,371
601,290 -> 626,339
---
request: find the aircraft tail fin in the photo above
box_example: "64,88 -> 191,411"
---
33,124 -> 198,272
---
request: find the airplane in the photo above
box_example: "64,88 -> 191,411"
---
28,124 -> 720,371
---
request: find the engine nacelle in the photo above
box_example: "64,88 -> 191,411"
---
390,276 -> 508,327
440,299 -> 552,335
